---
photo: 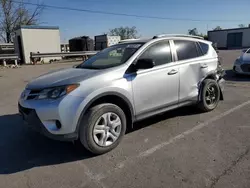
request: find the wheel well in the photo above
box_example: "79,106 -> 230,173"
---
205,74 -> 216,80
87,95 -> 133,129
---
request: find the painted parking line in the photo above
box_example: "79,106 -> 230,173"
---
83,99 -> 250,183
112,99 -> 250,175
139,99 -> 250,157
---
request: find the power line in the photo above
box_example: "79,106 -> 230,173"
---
12,0 -> 247,23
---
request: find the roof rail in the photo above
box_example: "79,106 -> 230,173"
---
118,38 -> 137,43
153,34 -> 204,40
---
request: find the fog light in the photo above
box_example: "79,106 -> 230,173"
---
56,120 -> 62,129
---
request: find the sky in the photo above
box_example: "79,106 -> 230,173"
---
27,0 -> 250,42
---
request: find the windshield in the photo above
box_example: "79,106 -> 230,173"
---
77,43 -> 144,69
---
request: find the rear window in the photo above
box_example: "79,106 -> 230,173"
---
199,42 -> 209,54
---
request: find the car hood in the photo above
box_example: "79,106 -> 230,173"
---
240,53 -> 250,63
26,68 -> 101,90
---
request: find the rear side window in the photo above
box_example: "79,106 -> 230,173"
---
199,42 -> 209,54
174,40 -> 199,61
139,41 -> 172,66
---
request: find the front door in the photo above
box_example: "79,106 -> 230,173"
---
130,40 -> 179,119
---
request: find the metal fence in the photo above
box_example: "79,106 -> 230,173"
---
0,54 -> 19,66
0,51 -> 99,66
29,51 -> 99,64
30,51 -> 98,58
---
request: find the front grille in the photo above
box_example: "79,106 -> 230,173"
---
27,95 -> 37,100
241,64 -> 250,72
27,89 -> 42,100
18,103 -> 32,115
29,90 -> 42,94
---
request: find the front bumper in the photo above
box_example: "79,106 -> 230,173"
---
18,103 -> 78,141
233,64 -> 250,75
18,93 -> 86,141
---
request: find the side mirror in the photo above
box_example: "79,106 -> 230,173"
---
135,58 -> 155,70
242,49 -> 247,53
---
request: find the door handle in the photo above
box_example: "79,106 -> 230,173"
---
201,64 -> 208,68
168,69 -> 178,75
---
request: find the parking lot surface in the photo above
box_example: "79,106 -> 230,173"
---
1,50 -> 250,188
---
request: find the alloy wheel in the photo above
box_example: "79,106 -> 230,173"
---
93,112 -> 122,147
205,84 -> 219,106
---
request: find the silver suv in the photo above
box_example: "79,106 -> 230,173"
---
19,34 -> 225,154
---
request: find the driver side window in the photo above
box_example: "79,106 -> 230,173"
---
139,41 -> 172,66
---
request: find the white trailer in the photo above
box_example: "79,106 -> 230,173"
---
95,35 -> 121,50
14,26 -> 61,64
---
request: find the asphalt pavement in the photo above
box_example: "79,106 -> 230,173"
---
1,50 -> 250,188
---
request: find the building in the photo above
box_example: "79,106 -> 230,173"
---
95,35 -> 121,50
208,26 -> 250,49
14,25 -> 61,64
69,36 -> 94,52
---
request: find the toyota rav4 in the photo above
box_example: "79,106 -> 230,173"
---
19,34 -> 225,154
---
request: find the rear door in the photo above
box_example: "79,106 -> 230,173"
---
172,40 -> 209,103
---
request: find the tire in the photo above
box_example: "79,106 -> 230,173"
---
79,103 -> 127,155
198,79 -> 220,112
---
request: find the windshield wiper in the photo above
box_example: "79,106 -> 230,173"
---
76,65 -> 101,70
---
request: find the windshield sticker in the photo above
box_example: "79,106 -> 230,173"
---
126,44 -> 141,48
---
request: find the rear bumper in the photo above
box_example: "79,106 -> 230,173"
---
18,103 -> 78,141
218,78 -> 225,91
217,77 -> 225,100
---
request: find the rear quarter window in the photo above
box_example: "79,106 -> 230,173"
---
199,42 -> 209,54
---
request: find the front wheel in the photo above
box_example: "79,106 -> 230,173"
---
198,79 -> 220,112
79,103 -> 127,155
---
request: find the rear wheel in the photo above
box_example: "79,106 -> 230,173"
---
79,103 -> 126,155
198,79 -> 220,112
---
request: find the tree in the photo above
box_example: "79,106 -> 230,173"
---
108,26 -> 138,40
201,34 -> 208,40
188,28 -> 198,36
213,26 -> 222,31
0,0 -> 44,43
238,24 -> 245,28
187,28 -> 207,39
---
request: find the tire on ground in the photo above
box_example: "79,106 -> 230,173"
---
79,103 -> 127,155
198,79 -> 220,112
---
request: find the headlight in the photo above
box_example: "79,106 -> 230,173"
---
37,84 -> 79,100
235,59 -> 243,65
